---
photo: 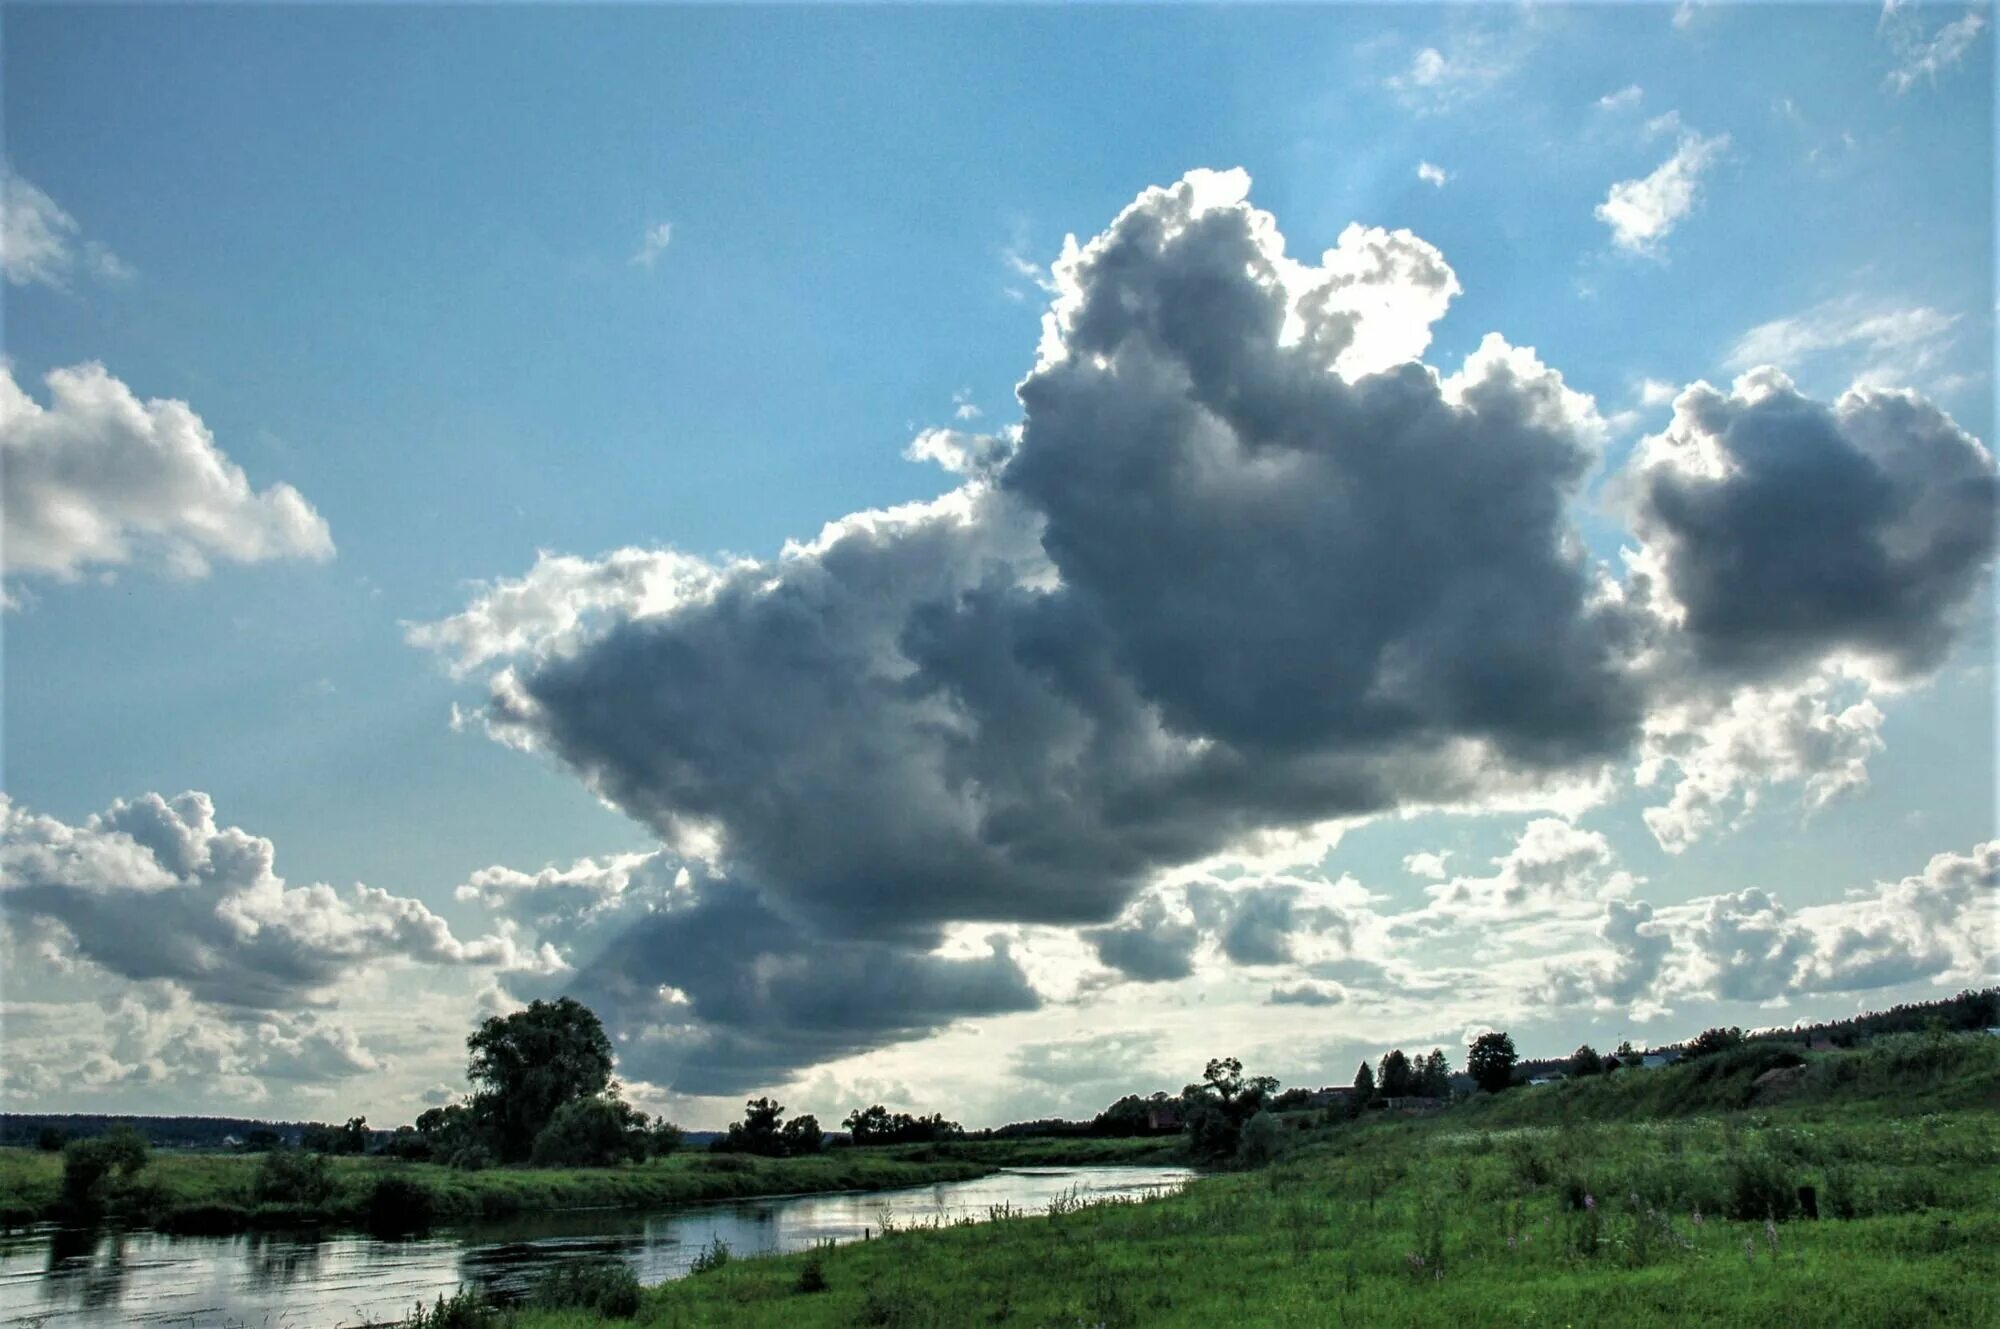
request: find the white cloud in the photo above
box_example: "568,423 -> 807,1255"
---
1416,161 -> 1451,187
1595,129 -> 1730,256
1,790 -> 524,1009
1,363 -> 333,598
1,168 -> 131,289
1883,8 -> 1987,94
951,388 -> 983,421
631,221 -> 673,269
1726,297 -> 1961,390
1639,378 -> 1679,407
1402,850 -> 1452,880
1597,84 -> 1644,111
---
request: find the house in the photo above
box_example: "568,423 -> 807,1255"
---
1808,1036 -> 1838,1052
1527,1073 -> 1566,1087
1144,1104 -> 1183,1132
1303,1087 -> 1353,1110
1380,1095 -> 1445,1113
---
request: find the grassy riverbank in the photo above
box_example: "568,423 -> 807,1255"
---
508,1034 -> 1999,1328
0,1134 -> 1180,1235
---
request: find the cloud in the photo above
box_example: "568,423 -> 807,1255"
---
1269,981 -> 1349,1007
1882,7 -> 1987,94
1402,850 -> 1451,880
416,169 -> 1998,1088
1595,130 -> 1730,256
1537,840 -> 1995,1011
1,168 -> 131,289
1416,161 -> 1450,188
1626,368 -> 1997,683
1597,85 -> 1644,112
462,849 -> 1039,1096
631,221 -> 673,269
1413,818 -> 1636,929
1084,892 -> 1202,982
1635,671 -> 1885,853
952,389 -> 983,421
0,989 -> 386,1103
1385,38 -> 1515,112
0,791 -> 519,1010
1639,379 -> 1679,407
1,363 -> 332,598
1726,298 -> 1961,390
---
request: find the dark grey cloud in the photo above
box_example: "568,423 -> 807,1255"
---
1629,371 -> 1997,681
473,854 -> 1039,1097
1083,893 -> 1201,982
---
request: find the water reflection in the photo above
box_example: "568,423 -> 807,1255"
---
0,1166 -> 1192,1329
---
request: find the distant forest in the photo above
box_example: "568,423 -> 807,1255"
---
7,988 -> 1991,1149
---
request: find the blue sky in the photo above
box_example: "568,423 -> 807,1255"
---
2,3 -> 1994,1126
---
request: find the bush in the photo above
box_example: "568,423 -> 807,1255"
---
407,1290 -> 494,1329
366,1175 -> 437,1235
254,1149 -> 334,1207
533,1257 -> 642,1317
795,1245 -> 830,1294
1234,1111 -> 1285,1167
530,1096 -> 649,1168
60,1127 -> 149,1215
1727,1150 -> 1798,1222
688,1237 -> 732,1275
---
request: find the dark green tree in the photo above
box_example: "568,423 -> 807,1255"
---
1378,1049 -> 1415,1098
530,1096 -> 650,1166
1350,1060 -> 1376,1115
1418,1049 -> 1451,1098
1468,1031 -> 1518,1094
647,1118 -> 686,1158
1686,1026 -> 1745,1058
1571,1044 -> 1604,1077
780,1114 -> 825,1156
467,997 -> 616,1162
717,1097 -> 790,1156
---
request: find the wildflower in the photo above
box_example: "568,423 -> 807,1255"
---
1691,1208 -> 1704,1227
1584,1193 -> 1597,1212
1507,1235 -> 1517,1249
1743,1238 -> 1756,1266
1765,1218 -> 1780,1253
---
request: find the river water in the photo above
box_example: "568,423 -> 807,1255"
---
0,1165 -> 1193,1329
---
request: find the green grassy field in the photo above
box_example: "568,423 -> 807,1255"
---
0,1133 -> 1177,1234
504,1034 -> 2000,1328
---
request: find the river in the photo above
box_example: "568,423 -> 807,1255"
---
0,1165 -> 1194,1329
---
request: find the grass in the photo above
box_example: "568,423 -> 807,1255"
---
499,1033 -> 2000,1328
0,1134 -> 1178,1235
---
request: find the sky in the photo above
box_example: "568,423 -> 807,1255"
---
1,2 -> 1994,1132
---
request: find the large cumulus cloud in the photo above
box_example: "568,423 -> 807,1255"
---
420,169 -> 1996,1092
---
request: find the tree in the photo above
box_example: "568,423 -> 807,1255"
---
1378,1049 -> 1416,1098
530,1096 -> 650,1167
1686,1027 -> 1745,1058
781,1114 -> 825,1156
1468,1032 -> 1518,1094
1571,1044 -> 1604,1077
59,1126 -> 149,1215
36,1128 -> 66,1152
1350,1060 -> 1376,1115
467,997 -> 616,1162
1181,1056 -> 1279,1161
1615,1040 -> 1636,1058
647,1118 -> 686,1158
717,1097 -> 790,1156
1418,1049 -> 1451,1098
1234,1111 -> 1285,1167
